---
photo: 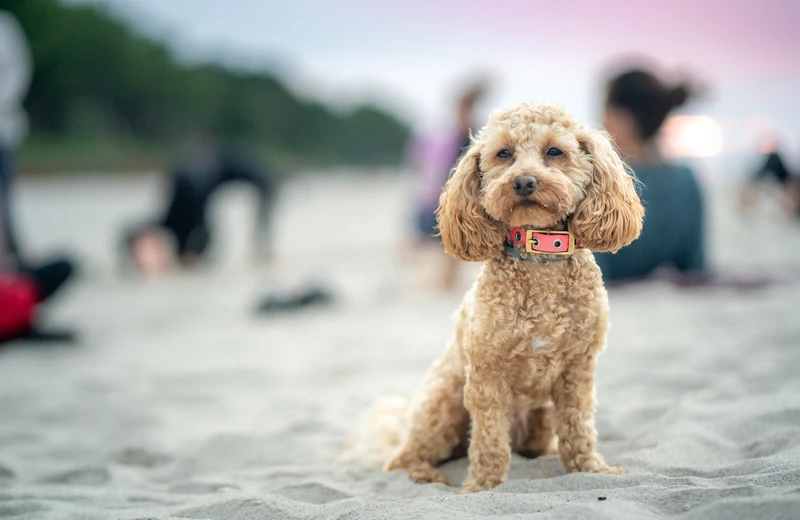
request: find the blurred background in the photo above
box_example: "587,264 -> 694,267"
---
0,0 -> 798,362
6,0 -> 800,173
1,1 -> 800,517
0,0 -> 798,371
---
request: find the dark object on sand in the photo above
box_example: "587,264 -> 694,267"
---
605,270 -> 782,291
256,285 -> 333,314
121,135 -> 279,275
22,327 -> 77,343
0,262 -> 77,345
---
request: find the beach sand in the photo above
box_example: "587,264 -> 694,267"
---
1,173 -> 799,519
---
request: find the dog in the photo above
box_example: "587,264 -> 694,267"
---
346,102 -> 643,493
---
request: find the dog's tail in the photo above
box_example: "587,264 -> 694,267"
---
340,395 -> 409,465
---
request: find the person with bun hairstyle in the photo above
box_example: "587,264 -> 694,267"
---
595,67 -> 707,282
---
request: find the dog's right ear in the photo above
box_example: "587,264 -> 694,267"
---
436,141 -> 505,261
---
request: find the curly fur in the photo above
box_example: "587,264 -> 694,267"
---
346,103 -> 644,493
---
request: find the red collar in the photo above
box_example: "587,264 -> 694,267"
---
507,227 -> 582,257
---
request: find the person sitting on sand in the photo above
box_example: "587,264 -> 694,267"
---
0,172 -> 76,342
0,11 -> 76,342
739,136 -> 799,218
122,133 -> 278,276
1,192 -> 76,342
595,66 -> 707,283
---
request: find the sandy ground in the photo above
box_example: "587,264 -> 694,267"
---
1,173 -> 800,520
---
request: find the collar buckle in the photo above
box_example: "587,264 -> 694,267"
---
525,230 -> 575,255
508,227 -> 577,256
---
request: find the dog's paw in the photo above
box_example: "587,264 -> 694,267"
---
384,456 -> 402,472
574,461 -> 625,475
408,466 -> 451,486
457,484 -> 486,494
564,454 -> 625,475
458,476 -> 503,494
596,465 -> 625,475
386,456 -> 452,486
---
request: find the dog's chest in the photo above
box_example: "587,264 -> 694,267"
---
470,257 -> 606,395
511,320 -> 578,395
529,336 -> 552,353
481,271 -> 599,366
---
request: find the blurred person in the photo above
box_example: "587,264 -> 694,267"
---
0,10 -> 31,268
739,136 -> 799,216
406,80 -> 489,290
0,11 -> 76,343
595,67 -> 707,283
122,134 -> 278,276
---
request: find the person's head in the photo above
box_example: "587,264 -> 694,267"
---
127,228 -> 174,277
603,68 -> 693,156
457,80 -> 490,130
757,132 -> 780,155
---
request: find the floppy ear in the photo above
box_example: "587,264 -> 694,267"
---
571,129 -> 644,253
436,142 -> 505,261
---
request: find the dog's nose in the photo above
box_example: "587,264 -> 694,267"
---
512,176 -> 537,196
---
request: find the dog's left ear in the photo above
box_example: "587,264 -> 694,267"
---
571,129 -> 644,253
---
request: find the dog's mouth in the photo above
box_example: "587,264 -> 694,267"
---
502,197 -> 562,227
487,186 -> 569,227
517,199 -> 549,209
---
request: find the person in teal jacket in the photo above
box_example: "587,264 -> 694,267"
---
595,67 -> 706,282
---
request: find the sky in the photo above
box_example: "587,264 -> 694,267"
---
74,0 -> 800,170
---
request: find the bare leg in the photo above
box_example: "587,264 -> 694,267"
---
551,357 -> 623,475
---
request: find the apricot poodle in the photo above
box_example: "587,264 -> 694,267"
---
347,103 -> 644,493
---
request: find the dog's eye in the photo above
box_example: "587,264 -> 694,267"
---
497,149 -> 513,159
546,147 -> 564,157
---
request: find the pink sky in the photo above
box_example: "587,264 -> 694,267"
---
79,0 -> 800,167
430,0 -> 800,76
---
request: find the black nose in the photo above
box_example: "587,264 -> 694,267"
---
513,176 -> 537,196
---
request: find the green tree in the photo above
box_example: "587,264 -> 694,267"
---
1,0 -> 409,170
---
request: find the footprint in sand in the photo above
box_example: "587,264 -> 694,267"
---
167,481 -> 240,494
0,462 -> 15,479
0,501 -> 48,518
275,482 -> 352,504
113,447 -> 172,468
40,466 -> 111,485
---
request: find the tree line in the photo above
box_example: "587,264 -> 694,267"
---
2,0 -> 410,169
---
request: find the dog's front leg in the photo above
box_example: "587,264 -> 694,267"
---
551,357 -> 624,475
460,368 -> 513,493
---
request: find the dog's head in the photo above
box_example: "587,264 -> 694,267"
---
436,103 -> 644,261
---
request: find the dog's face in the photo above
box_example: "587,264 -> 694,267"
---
478,109 -> 594,229
437,103 -> 644,261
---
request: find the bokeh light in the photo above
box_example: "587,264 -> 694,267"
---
661,115 -> 724,158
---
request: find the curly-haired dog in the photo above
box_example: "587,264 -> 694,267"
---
346,103 -> 643,493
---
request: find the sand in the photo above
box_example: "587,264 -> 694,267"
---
1,172 -> 799,520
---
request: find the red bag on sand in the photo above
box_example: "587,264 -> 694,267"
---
0,273 -> 38,340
